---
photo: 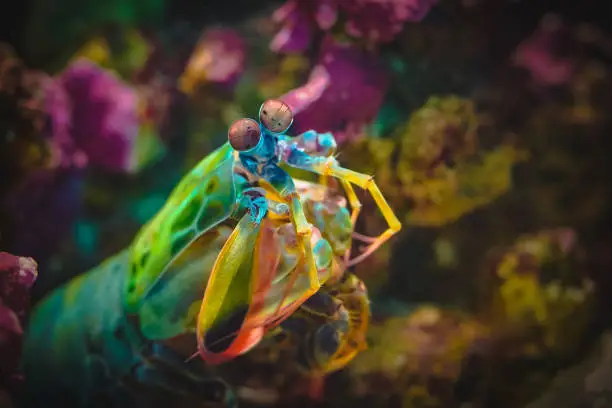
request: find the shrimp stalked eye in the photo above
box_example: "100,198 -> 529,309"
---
228,118 -> 262,151
259,99 -> 294,134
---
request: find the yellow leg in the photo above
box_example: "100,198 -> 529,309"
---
321,176 -> 389,266
337,179 -> 362,264
316,160 -> 401,267
257,178 -> 323,294
340,179 -> 362,228
286,192 -> 322,291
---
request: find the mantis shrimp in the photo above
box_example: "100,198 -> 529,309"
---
21,99 -> 400,407
22,179 -> 373,408
122,98 -> 398,365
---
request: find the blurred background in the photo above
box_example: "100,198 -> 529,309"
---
1,0 -> 612,407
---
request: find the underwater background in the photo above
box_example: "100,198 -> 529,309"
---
2,0 -> 612,407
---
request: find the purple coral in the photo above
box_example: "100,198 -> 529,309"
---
43,76 -> 88,169
271,0 -> 338,53
343,0 -> 438,43
0,47 -> 86,264
57,59 -> 140,173
281,39 -> 389,145
271,0 -> 437,53
0,252 -> 37,384
1,54 -> 153,265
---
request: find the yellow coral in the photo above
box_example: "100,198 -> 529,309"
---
398,95 -> 479,175
72,37 -> 110,66
491,229 -> 594,355
115,29 -> 152,76
71,30 -> 151,78
341,96 -> 527,227
500,274 -> 547,323
405,146 -> 528,226
384,95 -> 530,226
350,306 -> 488,384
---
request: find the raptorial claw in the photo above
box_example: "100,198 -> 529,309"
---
248,197 -> 269,224
241,188 -> 269,224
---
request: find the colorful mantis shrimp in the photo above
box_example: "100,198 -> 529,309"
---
21,99 -> 400,407
21,180 -> 371,407
126,98 -> 399,364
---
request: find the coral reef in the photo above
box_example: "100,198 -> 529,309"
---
341,95 -> 527,227
270,0 -> 438,52
1,44 -> 170,267
0,45 -> 86,263
347,306 -> 489,407
0,252 -> 37,388
58,59 -> 142,173
282,38 -> 389,145
486,228 -> 594,358
524,331 -> 612,408
513,14 -> 575,88
4,1 -> 612,407
179,28 -> 247,94
0,45 -> 57,193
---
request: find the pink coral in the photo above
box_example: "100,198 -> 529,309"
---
271,0 -> 437,53
513,14 -> 575,87
180,28 -> 246,92
281,39 -> 388,144
0,252 -> 37,383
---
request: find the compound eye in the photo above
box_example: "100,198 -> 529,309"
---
259,99 -> 294,134
228,118 -> 261,151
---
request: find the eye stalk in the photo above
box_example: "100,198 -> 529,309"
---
259,99 -> 294,134
228,118 -> 262,151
